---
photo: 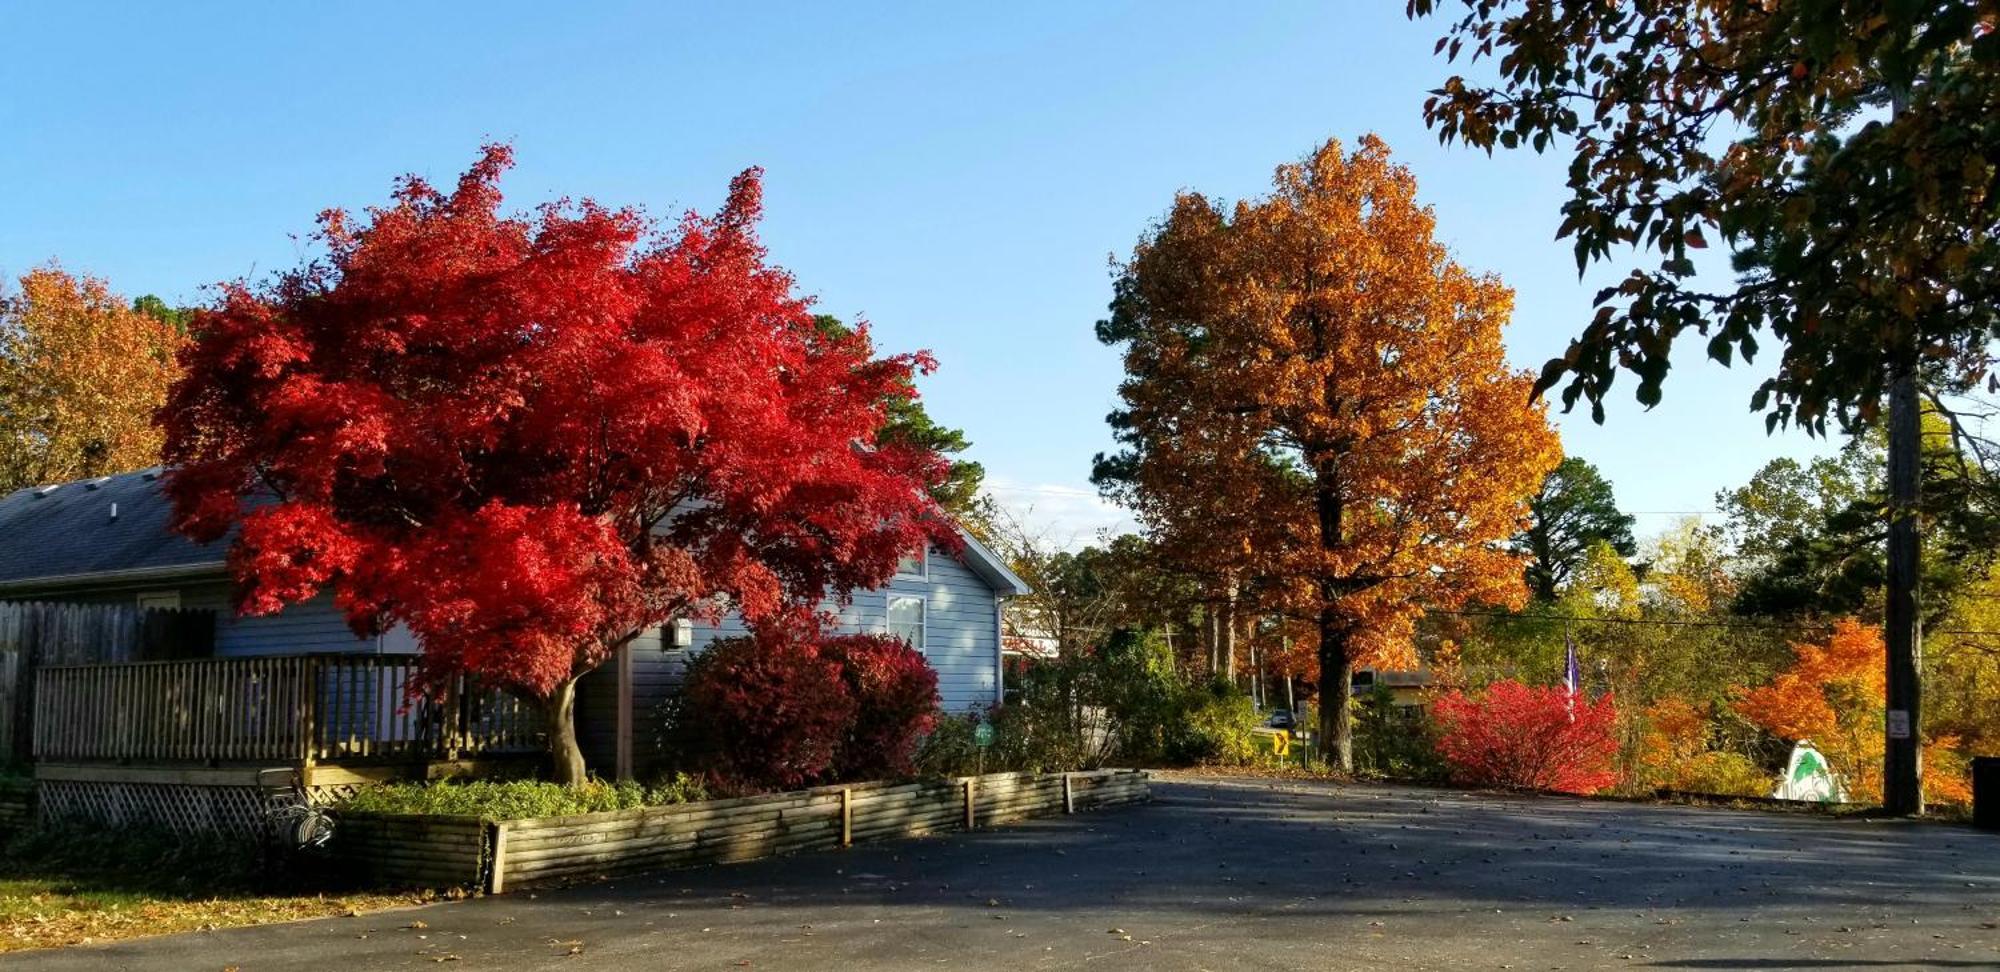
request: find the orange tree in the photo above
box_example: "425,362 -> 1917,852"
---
1737,617 -> 1972,804
1094,137 -> 1561,768
0,266 -> 186,494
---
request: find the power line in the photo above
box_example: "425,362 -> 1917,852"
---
1431,607 -> 2000,640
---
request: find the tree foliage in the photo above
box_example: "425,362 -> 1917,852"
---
1734,616 -> 1972,804
1412,0 -> 2000,431
813,315 -> 992,529
1517,457 -> 1637,601
1727,414 -> 2000,621
157,146 -> 955,783
0,266 -> 186,494
1095,136 -> 1560,767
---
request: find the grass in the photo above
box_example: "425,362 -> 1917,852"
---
0,825 -> 429,953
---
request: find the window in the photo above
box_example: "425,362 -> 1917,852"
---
896,546 -> 927,579
888,596 -> 926,653
135,590 -> 181,611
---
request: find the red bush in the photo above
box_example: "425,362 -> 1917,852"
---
822,634 -> 939,779
681,628 -> 857,790
1431,680 -> 1619,795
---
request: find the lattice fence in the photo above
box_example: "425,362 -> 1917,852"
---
37,780 -> 355,838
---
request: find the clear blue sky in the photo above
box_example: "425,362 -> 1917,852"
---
1,2 -> 1837,542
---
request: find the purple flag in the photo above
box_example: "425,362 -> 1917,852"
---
1563,628 -> 1581,721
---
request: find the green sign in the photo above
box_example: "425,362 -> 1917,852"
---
974,722 -> 996,749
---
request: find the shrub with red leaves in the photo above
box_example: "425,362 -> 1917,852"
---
822,634 -> 939,779
1431,679 -> 1619,795
681,629 -> 858,791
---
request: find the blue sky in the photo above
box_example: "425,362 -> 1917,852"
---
1,2 -> 1838,542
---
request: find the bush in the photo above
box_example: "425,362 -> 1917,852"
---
340,776 -> 708,819
1670,751 -> 1771,798
681,629 -> 857,790
1353,684 -> 1447,782
1432,680 -> 1620,795
823,634 -> 939,779
914,709 -> 986,777
1167,682 -> 1266,765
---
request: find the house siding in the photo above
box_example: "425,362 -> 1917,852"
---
577,545 -> 1002,771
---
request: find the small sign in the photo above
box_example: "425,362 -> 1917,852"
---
1887,709 -> 1912,739
974,722 -> 996,749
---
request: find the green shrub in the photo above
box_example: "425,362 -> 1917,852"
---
1669,751 -> 1772,798
914,710 -> 985,777
339,775 -> 708,820
1167,683 -> 1267,765
1352,684 -> 1448,782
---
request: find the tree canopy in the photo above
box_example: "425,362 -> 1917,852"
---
1517,457 -> 1637,601
0,266 -> 186,494
1095,136 -> 1560,767
1411,0 -> 2000,431
159,146 -> 956,783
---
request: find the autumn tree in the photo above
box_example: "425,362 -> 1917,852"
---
1517,457 -> 1636,601
1095,136 -> 1560,769
159,147 -> 955,784
813,315 -> 994,530
0,266 -> 186,494
1411,0 -> 2000,814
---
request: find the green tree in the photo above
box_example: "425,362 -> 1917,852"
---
1411,0 -> 1999,815
813,315 -> 991,527
1518,457 -> 1637,601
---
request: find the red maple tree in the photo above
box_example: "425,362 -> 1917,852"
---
159,146 -> 956,783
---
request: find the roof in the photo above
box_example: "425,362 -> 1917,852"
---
953,526 -> 1031,597
0,469 -> 227,591
0,469 -> 1031,598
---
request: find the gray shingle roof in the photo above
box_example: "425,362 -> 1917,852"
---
0,469 -> 226,588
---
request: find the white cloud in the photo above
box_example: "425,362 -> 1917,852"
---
982,477 -> 1138,550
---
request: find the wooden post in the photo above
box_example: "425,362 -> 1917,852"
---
1884,360 -> 1924,815
614,643 -> 635,783
840,787 -> 853,847
488,821 -> 509,894
298,656 -> 318,772
1063,772 -> 1074,814
963,778 -> 976,830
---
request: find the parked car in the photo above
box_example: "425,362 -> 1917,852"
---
1264,708 -> 1298,731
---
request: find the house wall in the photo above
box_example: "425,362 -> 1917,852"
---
5,575 -> 383,656
575,545 -> 1002,772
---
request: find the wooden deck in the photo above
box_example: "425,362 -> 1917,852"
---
31,653 -> 545,786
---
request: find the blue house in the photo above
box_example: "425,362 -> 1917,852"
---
0,468 -> 1026,814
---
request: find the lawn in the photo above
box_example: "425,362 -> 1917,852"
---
0,825 -> 430,953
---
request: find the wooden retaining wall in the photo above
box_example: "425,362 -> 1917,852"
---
336,812 -> 489,889
0,777 -> 31,833
340,769 -> 1148,893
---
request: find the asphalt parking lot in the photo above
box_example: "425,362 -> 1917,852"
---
11,774 -> 1998,971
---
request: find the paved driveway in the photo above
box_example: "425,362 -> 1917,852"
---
10,775 -> 1998,971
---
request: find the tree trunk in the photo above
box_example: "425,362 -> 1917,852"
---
544,676 -> 586,787
1221,584 -> 1238,682
1316,605 -> 1353,771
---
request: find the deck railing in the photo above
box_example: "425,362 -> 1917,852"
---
32,654 -> 543,765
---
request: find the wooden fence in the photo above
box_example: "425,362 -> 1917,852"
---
33,654 -> 543,766
337,769 -> 1152,893
0,601 -> 215,761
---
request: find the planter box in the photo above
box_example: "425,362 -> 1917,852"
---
338,769 -> 1149,893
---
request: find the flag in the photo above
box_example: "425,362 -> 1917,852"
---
1563,628 -> 1581,722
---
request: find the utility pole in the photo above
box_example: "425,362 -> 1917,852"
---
1881,84 -> 1923,817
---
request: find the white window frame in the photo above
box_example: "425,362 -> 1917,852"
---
135,590 -> 181,611
895,545 -> 929,581
887,595 -> 927,654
